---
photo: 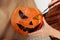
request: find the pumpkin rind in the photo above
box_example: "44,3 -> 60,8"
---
11,6 -> 43,35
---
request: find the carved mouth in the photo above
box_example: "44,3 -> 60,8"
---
17,23 -> 40,33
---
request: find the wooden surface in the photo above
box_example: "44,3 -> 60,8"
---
0,0 -> 51,40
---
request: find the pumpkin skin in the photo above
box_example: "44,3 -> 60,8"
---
11,7 -> 43,35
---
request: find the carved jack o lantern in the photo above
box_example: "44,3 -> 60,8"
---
11,7 -> 43,35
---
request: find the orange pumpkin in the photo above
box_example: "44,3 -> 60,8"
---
11,6 -> 43,35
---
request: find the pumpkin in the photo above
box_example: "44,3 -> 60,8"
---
11,6 -> 43,35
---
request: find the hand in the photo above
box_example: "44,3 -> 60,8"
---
28,17 -> 51,36
29,17 -> 60,39
49,0 -> 60,9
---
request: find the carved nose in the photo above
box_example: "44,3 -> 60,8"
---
29,21 -> 33,25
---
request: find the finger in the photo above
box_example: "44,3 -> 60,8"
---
28,17 -> 50,36
28,28 -> 49,36
29,24 -> 49,36
43,17 -> 60,39
49,0 -> 58,6
43,17 -> 48,25
49,27 -> 60,39
43,17 -> 50,27
28,27 -> 50,36
49,0 -> 60,9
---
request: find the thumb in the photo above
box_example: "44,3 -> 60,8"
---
28,17 -> 49,36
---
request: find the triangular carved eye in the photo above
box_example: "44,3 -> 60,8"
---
19,10 -> 28,19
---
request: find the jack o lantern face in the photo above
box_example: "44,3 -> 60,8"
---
11,7 -> 43,35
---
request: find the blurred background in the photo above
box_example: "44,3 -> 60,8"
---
0,0 -> 51,40
35,0 -> 51,12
